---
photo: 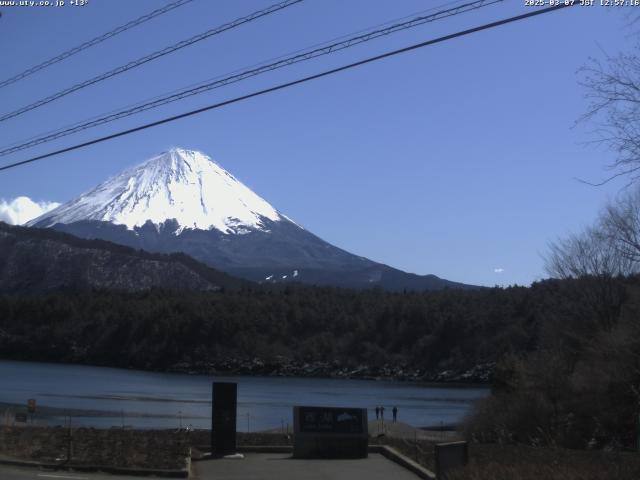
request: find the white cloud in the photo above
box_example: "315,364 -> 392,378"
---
493,267 -> 505,274
0,196 -> 60,225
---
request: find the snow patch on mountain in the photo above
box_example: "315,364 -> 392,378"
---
30,148 -> 293,234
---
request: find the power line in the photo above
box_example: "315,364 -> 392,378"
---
0,0 -> 472,154
0,0 -> 503,157
0,3 -> 575,173
0,0 -> 196,90
0,0 -> 303,123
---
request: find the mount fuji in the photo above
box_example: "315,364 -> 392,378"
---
29,148 -> 470,290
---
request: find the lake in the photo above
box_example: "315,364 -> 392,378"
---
0,360 -> 489,431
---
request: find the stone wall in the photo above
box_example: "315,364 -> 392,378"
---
0,426 -> 190,470
0,426 -> 296,469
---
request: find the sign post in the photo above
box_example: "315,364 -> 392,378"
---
293,406 -> 368,458
435,441 -> 468,480
27,399 -> 36,424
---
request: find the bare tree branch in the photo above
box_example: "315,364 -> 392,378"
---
578,48 -> 640,183
545,187 -> 640,279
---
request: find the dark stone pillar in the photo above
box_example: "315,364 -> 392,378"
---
211,382 -> 237,454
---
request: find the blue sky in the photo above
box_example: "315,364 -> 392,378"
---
0,0 -> 631,287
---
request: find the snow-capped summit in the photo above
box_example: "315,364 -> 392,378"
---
30,148 -> 288,234
27,147 -> 471,291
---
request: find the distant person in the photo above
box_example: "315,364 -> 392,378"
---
380,406 -> 385,420
392,406 -> 398,423
375,406 -> 380,420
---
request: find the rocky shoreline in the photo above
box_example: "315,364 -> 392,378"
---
164,357 -> 494,384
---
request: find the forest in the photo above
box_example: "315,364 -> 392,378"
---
1,268 -> 639,448
0,283 -> 533,374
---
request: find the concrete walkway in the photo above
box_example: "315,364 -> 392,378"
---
0,463 -> 149,480
192,453 -> 422,480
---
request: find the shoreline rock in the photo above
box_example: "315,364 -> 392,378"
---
164,357 -> 494,385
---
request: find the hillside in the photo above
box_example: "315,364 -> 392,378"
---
0,222 -> 246,292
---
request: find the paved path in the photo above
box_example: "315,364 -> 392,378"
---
0,464 -> 145,480
192,453 -> 421,479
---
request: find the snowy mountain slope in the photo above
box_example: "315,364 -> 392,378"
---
29,148 -> 472,291
30,148 -> 288,234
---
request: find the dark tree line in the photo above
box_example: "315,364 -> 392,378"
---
0,284 -> 533,372
0,275 -> 635,376
1,274 -> 639,448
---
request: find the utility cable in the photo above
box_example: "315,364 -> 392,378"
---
0,4 -> 575,173
0,0 -> 472,153
0,0 -> 196,89
0,0 -> 502,156
0,0 -> 303,123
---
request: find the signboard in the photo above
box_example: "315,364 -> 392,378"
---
15,412 -> 27,423
293,406 -> 368,459
27,399 -> 36,414
435,441 -> 468,480
299,406 -> 364,434
212,382 -> 237,454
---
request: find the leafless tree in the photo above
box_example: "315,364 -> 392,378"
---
545,224 -> 635,279
545,189 -> 640,332
579,49 -> 640,185
546,186 -> 640,278
601,187 -> 640,263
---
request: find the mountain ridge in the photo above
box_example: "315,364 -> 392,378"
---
0,221 -> 247,293
29,148 -> 475,291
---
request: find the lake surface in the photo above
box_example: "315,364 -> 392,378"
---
0,360 -> 489,431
